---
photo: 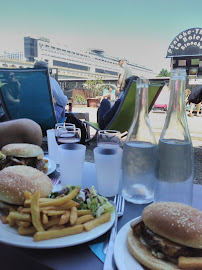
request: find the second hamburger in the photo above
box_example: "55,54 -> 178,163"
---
0,143 -> 48,173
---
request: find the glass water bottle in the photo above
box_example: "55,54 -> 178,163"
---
122,78 -> 157,204
155,68 -> 194,205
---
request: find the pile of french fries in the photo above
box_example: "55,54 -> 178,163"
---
2,187 -> 111,242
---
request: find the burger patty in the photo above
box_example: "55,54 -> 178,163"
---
133,221 -> 202,263
0,156 -> 46,172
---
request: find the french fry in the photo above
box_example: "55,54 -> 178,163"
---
34,224 -> 84,242
6,215 -> 15,227
38,187 -> 79,207
70,206 -> 78,225
43,210 -> 66,216
43,218 -> 61,230
56,200 -> 80,209
59,211 -> 70,225
42,214 -> 49,225
31,191 -> 44,232
77,209 -> 91,217
47,225 -> 66,231
18,226 -> 36,235
19,206 -> 59,214
8,211 -> 31,222
23,200 -> 80,212
24,198 -> 55,207
178,256 -> 202,269
74,214 -> 94,225
15,220 -> 31,228
84,212 -> 111,232
24,191 -> 32,200
0,215 -> 8,224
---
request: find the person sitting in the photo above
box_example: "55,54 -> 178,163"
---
188,102 -> 201,117
0,72 -> 21,118
101,87 -> 115,101
0,119 -> 43,149
100,87 -> 116,107
33,61 -> 68,122
97,75 -> 137,129
97,98 -> 122,129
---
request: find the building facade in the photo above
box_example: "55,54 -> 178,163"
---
24,36 -> 154,79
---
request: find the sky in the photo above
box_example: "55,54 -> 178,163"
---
0,0 -> 202,74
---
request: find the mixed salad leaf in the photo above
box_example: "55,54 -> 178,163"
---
49,185 -> 114,217
0,151 -> 5,160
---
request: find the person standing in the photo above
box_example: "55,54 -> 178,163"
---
116,59 -> 133,98
188,85 -> 202,117
34,61 -> 68,122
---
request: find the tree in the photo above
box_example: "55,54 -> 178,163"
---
85,79 -> 104,98
158,69 -> 170,77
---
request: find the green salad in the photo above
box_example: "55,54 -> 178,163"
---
49,185 -> 114,217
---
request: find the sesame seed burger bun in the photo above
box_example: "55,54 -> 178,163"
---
0,165 -> 53,205
1,143 -> 44,158
143,202 -> 202,249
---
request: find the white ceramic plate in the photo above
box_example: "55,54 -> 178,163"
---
0,212 -> 115,249
45,157 -> 56,175
114,216 -> 144,270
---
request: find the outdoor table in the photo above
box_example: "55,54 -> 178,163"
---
1,162 -> 202,270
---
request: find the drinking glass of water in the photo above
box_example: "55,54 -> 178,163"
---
55,123 -> 75,139
57,127 -> 81,144
94,130 -> 122,197
97,130 -> 121,148
54,123 -> 79,173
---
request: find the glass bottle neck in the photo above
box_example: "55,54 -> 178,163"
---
161,72 -> 191,142
169,78 -> 186,117
126,83 -> 156,144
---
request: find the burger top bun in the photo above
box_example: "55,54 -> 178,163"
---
0,165 -> 53,205
143,202 -> 202,249
1,143 -> 44,158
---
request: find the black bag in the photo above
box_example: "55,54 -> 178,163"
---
188,85 -> 202,104
65,113 -> 87,144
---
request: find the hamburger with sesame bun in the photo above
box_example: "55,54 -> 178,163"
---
0,143 -> 48,173
0,165 -> 53,207
127,202 -> 202,270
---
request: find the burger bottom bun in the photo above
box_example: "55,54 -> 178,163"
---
127,228 -> 180,270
